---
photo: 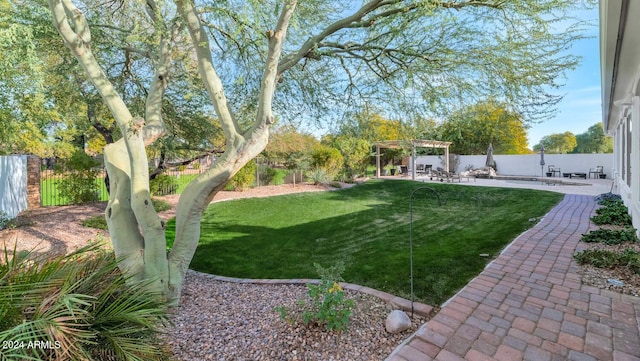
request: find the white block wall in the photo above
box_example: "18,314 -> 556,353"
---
412,153 -> 614,177
0,155 -> 28,218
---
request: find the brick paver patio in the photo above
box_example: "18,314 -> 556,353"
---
388,194 -> 640,361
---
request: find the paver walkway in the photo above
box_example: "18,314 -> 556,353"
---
388,194 -> 640,361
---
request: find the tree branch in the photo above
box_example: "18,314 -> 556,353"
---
253,0 -> 297,132
175,0 -> 242,145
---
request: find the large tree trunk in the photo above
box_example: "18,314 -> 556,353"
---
49,0 -> 296,305
167,126 -> 270,303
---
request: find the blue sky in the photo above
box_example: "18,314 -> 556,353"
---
525,6 -> 601,148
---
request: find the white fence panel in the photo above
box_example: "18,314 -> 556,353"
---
0,155 -> 28,218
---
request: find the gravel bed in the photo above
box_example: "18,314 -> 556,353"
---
577,241 -> 640,297
160,272 -> 427,361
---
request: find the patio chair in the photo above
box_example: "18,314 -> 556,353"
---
416,164 -> 425,175
589,165 -> 604,179
547,165 -> 561,177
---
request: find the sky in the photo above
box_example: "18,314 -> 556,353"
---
525,5 -> 602,148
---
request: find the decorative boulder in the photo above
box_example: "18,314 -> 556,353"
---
385,310 -> 411,334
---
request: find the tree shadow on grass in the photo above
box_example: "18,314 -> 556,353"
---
170,180 -> 559,305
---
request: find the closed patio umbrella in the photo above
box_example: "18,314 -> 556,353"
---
485,143 -> 495,170
539,144 -> 545,177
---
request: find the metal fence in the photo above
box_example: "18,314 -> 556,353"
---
39,157 -> 291,206
40,161 -> 210,207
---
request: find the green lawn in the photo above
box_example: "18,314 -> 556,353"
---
166,179 -> 563,305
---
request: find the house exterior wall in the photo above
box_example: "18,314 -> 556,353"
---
600,0 -> 640,234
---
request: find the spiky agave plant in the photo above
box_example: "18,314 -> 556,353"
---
0,242 -> 171,361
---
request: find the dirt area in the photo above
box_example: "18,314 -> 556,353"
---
0,183 -> 340,257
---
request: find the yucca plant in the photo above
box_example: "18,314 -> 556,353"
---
0,242 -> 172,361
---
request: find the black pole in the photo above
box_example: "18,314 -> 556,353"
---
409,186 -> 442,317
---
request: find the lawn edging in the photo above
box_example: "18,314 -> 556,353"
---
186,269 -> 436,318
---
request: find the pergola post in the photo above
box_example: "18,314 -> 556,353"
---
445,144 -> 450,172
411,144 -> 416,180
376,145 -> 381,178
371,140 -> 452,179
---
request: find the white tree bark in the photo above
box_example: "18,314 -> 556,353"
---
49,0 -> 297,305
49,0 -> 171,296
167,0 -> 298,304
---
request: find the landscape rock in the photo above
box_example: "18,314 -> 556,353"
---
385,310 -> 411,334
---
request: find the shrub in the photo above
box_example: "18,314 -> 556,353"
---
591,199 -> 633,226
311,145 -> 343,177
307,167 -> 331,185
276,262 -> 354,332
150,174 -> 178,196
595,192 -> 621,203
257,167 -> 278,186
226,160 -> 256,191
574,248 -> 640,274
0,243 -> 171,361
581,228 -> 638,245
56,150 -> 101,204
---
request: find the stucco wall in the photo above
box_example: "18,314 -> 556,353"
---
412,153 -> 614,177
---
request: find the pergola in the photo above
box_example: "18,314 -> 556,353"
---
371,139 -> 453,180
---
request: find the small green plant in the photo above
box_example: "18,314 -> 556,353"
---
0,211 -> 15,231
82,215 -> 108,230
581,228 -> 638,245
308,167 -> 331,185
277,262 -> 354,332
574,248 -> 640,274
591,198 -> 633,226
0,242 -> 171,360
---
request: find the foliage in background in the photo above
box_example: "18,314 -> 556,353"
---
310,145 -> 343,179
307,168 -> 331,185
264,125 -> 319,165
150,174 -> 179,196
0,243 -> 170,361
55,150 -> 101,204
573,123 -> 614,153
437,100 -> 531,155
277,262 -> 354,332
324,135 -> 371,181
257,166 -> 278,186
535,131 -> 578,154
226,160 -> 256,191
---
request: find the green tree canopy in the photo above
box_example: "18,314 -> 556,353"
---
438,100 -> 530,155
537,131 -> 578,154
263,125 -> 320,164
573,123 -> 613,153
